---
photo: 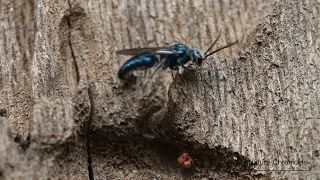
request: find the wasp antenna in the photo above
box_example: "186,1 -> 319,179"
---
204,40 -> 238,59
204,30 -> 222,57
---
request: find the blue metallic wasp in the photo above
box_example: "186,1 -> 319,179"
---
117,31 -> 237,79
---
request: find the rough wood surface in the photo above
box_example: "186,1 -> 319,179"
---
0,0 -> 319,179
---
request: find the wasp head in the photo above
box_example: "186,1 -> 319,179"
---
192,50 -> 204,66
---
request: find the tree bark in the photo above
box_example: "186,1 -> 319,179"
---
0,0 -> 319,179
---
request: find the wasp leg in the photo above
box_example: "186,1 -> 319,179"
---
150,58 -> 167,78
171,70 -> 175,80
182,64 -> 195,70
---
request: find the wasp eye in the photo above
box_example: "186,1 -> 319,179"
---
193,50 -> 202,58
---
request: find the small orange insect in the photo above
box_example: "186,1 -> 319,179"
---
178,153 -> 193,168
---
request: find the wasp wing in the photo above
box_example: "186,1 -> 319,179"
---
116,47 -> 176,55
149,57 -> 168,78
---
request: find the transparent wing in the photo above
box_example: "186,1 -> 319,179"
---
149,58 -> 168,78
116,47 -> 176,55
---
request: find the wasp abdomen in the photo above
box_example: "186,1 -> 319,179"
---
118,55 -> 158,79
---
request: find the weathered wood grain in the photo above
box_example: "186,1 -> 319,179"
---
0,0 -> 319,179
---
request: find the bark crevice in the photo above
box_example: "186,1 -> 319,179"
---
87,87 -> 94,180
67,1 -> 80,85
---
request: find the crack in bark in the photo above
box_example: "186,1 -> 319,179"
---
87,87 -> 94,180
67,1 -> 92,179
67,1 -> 80,84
